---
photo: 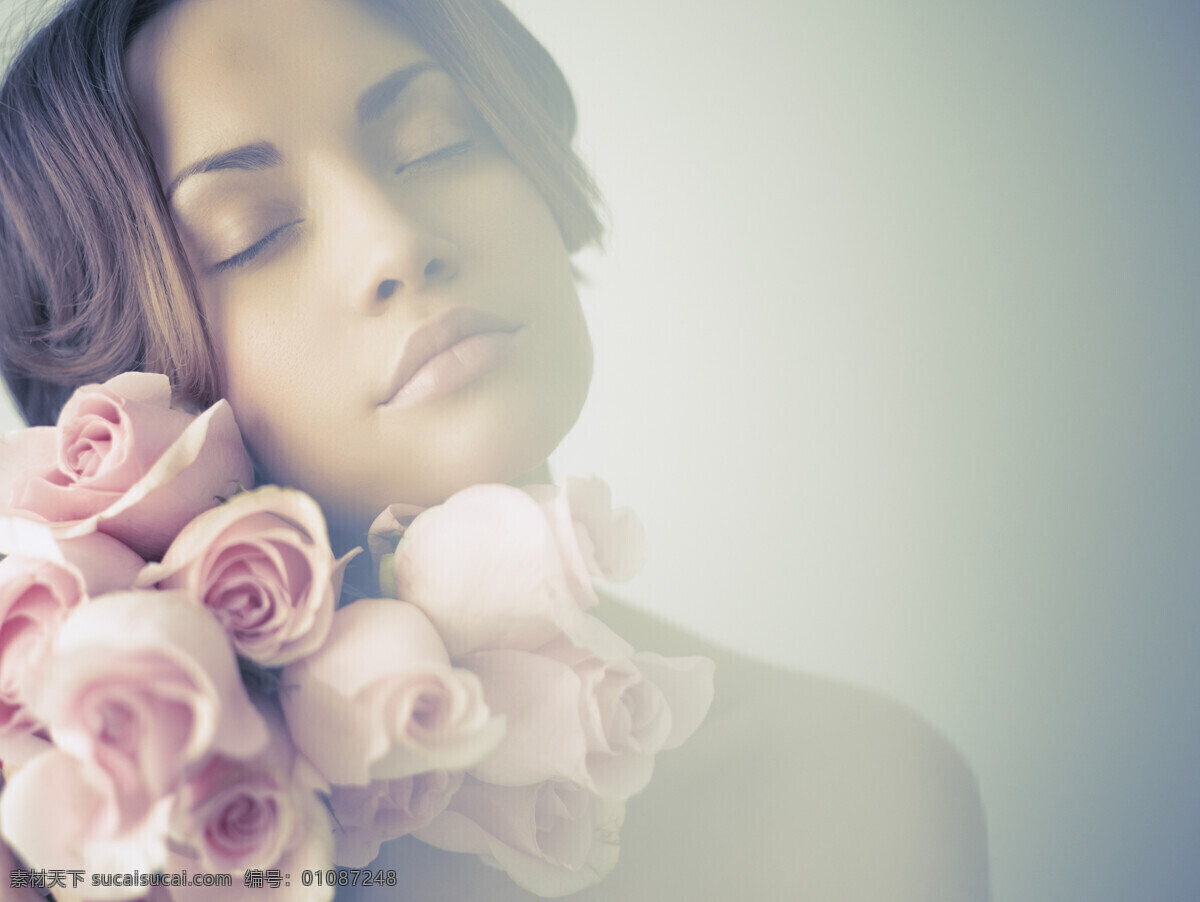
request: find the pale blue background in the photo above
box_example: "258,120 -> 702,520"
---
2,1 -> 1199,899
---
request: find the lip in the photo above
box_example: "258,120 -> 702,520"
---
379,307 -> 524,408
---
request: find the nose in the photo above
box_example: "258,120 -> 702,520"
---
356,228 -> 459,313
330,170 -> 460,315
372,253 -> 455,303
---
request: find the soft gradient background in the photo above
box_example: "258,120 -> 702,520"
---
2,1 -> 1198,899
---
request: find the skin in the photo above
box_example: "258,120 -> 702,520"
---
117,1 -> 991,898
342,597 -> 992,901
126,0 -> 593,545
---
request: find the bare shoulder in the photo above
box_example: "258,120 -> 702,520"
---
348,599 -> 991,901
582,598 -> 992,901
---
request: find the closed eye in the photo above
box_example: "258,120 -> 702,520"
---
394,140 -> 474,176
210,141 -> 471,272
214,219 -> 303,272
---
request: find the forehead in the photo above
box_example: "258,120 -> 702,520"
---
125,0 -> 433,180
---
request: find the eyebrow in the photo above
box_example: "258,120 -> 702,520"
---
165,61 -> 441,199
166,142 -> 281,199
356,60 -> 440,123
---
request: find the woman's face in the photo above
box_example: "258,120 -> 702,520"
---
126,0 -> 592,527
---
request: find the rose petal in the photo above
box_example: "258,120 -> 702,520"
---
55,378 -> 194,491
331,770 -> 462,867
168,786 -> 333,902
630,652 -> 715,750
521,482 -> 600,608
416,781 -> 624,898
523,477 -> 648,584
360,668 -> 505,781
86,401 -> 255,558
103,372 -> 174,406
38,591 -> 269,767
281,600 -> 503,785
393,485 -> 573,656
0,428 -> 59,516
0,730 -> 52,769
136,487 -> 346,666
4,387 -> 254,559
0,533 -> 146,759
56,533 -> 146,596
4,375 -> 203,542
0,748 -> 173,894
459,649 -> 590,788
394,484 -> 631,659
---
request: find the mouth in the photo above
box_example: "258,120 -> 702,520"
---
379,307 -> 524,410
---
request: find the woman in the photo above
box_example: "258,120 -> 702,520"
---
0,0 -> 989,898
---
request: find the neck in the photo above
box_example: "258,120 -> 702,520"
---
508,459 -> 553,487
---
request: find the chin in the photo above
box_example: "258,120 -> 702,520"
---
414,398 -> 580,504
393,360 -> 589,502
311,417 -> 577,535
254,363 -> 590,534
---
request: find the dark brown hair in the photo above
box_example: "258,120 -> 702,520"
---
0,0 -> 603,426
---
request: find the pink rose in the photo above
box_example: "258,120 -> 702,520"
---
136,487 -> 354,667
462,620 -> 715,799
391,485 -> 631,660
0,748 -> 175,898
280,599 -> 504,787
164,697 -> 333,902
416,779 -> 625,897
0,526 -> 144,766
0,592 -> 268,884
0,372 -> 254,558
330,769 -> 463,867
522,477 -> 648,598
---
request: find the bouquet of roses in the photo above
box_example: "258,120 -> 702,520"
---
0,373 -> 714,901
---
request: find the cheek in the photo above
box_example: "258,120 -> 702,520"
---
211,266 -> 337,402
208,296 -> 335,476
218,314 -> 289,424
479,178 -> 592,376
